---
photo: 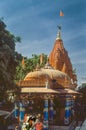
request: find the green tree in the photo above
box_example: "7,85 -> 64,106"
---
0,18 -> 21,101
78,83 -> 86,104
72,68 -> 76,74
15,54 -> 47,82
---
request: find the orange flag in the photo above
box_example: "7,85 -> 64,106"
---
60,10 -> 64,16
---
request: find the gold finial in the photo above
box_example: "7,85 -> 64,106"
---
56,25 -> 62,40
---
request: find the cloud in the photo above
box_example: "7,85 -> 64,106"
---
15,36 -> 55,57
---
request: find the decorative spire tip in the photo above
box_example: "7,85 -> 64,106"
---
56,25 -> 62,40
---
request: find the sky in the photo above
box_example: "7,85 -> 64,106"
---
0,0 -> 86,86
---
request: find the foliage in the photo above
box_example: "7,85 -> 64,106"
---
78,83 -> 86,97
78,83 -> 86,104
0,18 -> 21,101
81,83 -> 86,88
15,54 -> 47,82
72,68 -> 76,74
0,18 -> 47,101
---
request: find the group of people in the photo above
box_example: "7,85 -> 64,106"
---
21,114 -> 43,130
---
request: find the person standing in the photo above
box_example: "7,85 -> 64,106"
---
26,117 -> 33,130
35,119 -> 43,130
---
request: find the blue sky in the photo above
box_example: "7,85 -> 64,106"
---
0,0 -> 86,86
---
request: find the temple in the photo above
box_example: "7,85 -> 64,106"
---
18,27 -> 79,126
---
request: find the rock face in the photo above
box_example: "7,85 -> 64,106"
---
49,30 -> 77,88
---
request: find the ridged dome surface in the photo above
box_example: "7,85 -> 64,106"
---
24,68 -> 69,81
22,67 -> 71,89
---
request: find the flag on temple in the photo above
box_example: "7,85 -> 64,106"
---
60,10 -> 64,16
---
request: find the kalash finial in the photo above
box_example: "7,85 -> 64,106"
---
56,25 -> 62,40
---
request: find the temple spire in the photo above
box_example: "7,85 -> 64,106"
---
56,25 -> 62,40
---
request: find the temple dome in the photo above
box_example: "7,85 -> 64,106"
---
22,65 -> 71,89
24,68 -> 69,80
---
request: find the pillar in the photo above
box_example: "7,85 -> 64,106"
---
19,102 -> 25,122
14,102 -> 19,118
71,96 -> 75,119
64,95 -> 71,125
43,98 -> 48,130
49,99 -> 54,121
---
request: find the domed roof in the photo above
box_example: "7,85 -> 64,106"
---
21,61 -> 71,89
24,68 -> 70,81
24,69 -> 49,80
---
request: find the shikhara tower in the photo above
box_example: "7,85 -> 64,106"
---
49,27 -> 77,88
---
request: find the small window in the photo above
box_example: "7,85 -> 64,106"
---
52,79 -> 56,83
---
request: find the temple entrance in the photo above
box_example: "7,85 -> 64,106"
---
18,93 -> 74,126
